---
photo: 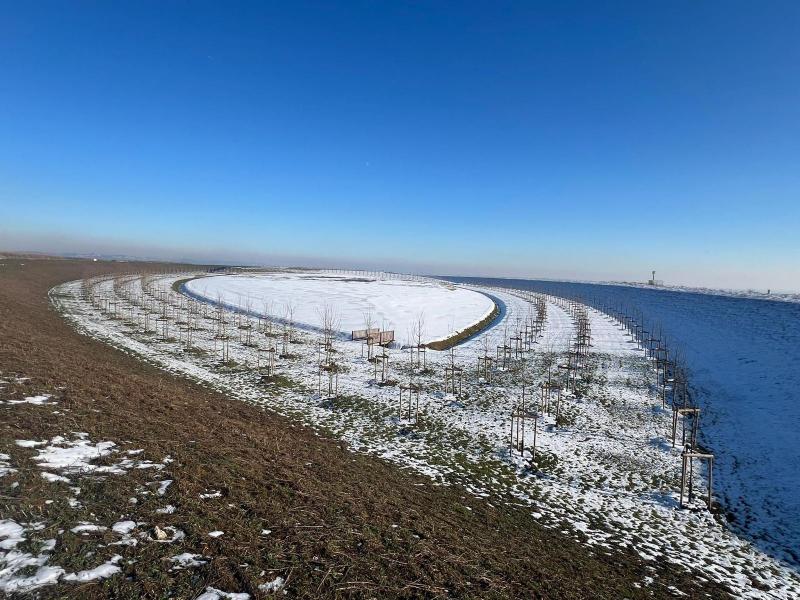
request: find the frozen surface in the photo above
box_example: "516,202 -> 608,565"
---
3,394 -> 54,405
33,437 -> 119,475
62,555 -> 122,582
0,453 -> 14,477
0,521 -> 26,550
605,280 -> 800,304
41,472 -> 70,483
259,576 -> 285,593
170,553 -> 207,568
185,272 -> 495,344
48,271 -> 800,597
111,521 -> 136,535
452,276 -> 800,564
197,588 -> 251,600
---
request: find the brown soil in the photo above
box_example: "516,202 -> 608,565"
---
0,257 -> 731,599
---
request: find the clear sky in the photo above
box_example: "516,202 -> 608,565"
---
1,2 -> 798,290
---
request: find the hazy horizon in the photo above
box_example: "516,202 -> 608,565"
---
2,228 -> 797,294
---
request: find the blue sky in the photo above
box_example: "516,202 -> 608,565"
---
1,2 -> 798,290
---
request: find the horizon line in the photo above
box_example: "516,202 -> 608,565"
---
2,248 -> 798,299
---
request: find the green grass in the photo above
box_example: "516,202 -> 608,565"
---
426,300 -> 500,351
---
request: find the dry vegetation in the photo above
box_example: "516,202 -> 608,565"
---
0,257 -> 731,598
425,301 -> 501,352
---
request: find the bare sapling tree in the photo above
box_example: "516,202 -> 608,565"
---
414,311 -> 426,370
262,299 -> 274,340
362,310 -> 375,359
243,296 -> 254,346
215,292 -> 226,338
318,302 -> 341,365
258,300 -> 277,377
286,300 -> 295,342
281,300 -> 295,356
542,338 -> 557,387
235,293 -> 244,328
405,324 -> 416,372
497,319 -> 512,370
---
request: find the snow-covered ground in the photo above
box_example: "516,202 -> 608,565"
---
185,272 -> 495,344
451,275 -> 800,567
0,424 -> 174,593
44,270 -> 800,598
478,275 -> 800,304
608,281 -> 800,304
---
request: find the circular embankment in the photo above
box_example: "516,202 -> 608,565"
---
179,271 -> 499,348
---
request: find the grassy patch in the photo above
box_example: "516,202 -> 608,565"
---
0,258 -> 740,599
426,300 -> 500,351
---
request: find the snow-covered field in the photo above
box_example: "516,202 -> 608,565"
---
185,272 -> 495,345
488,274 -> 800,304
452,276 -> 800,567
36,270 -> 800,598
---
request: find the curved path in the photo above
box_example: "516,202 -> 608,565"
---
50,271 -> 800,599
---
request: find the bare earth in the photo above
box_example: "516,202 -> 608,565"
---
0,257 -> 731,598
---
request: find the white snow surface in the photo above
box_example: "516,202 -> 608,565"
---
15,440 -> 47,448
170,552 -> 207,568
48,271 -> 800,598
41,472 -> 70,483
0,521 -> 26,551
0,453 -> 14,478
70,523 -> 107,534
62,555 -> 122,582
185,271 -> 495,344
197,587 -> 250,600
0,517 -> 122,592
33,438 -> 119,474
111,520 -> 136,535
259,576 -> 285,593
491,277 -> 800,561
3,394 -> 54,405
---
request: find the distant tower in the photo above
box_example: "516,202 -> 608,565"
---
652,270 -> 656,282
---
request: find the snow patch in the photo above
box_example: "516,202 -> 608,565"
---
41,472 -> 70,483
33,438 -> 119,474
15,439 -> 47,448
111,520 -> 136,535
62,554 -> 122,582
0,453 -> 15,477
259,576 -> 285,593
170,552 -> 207,568
4,394 -> 54,406
197,587 -> 250,600
70,523 -> 107,534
